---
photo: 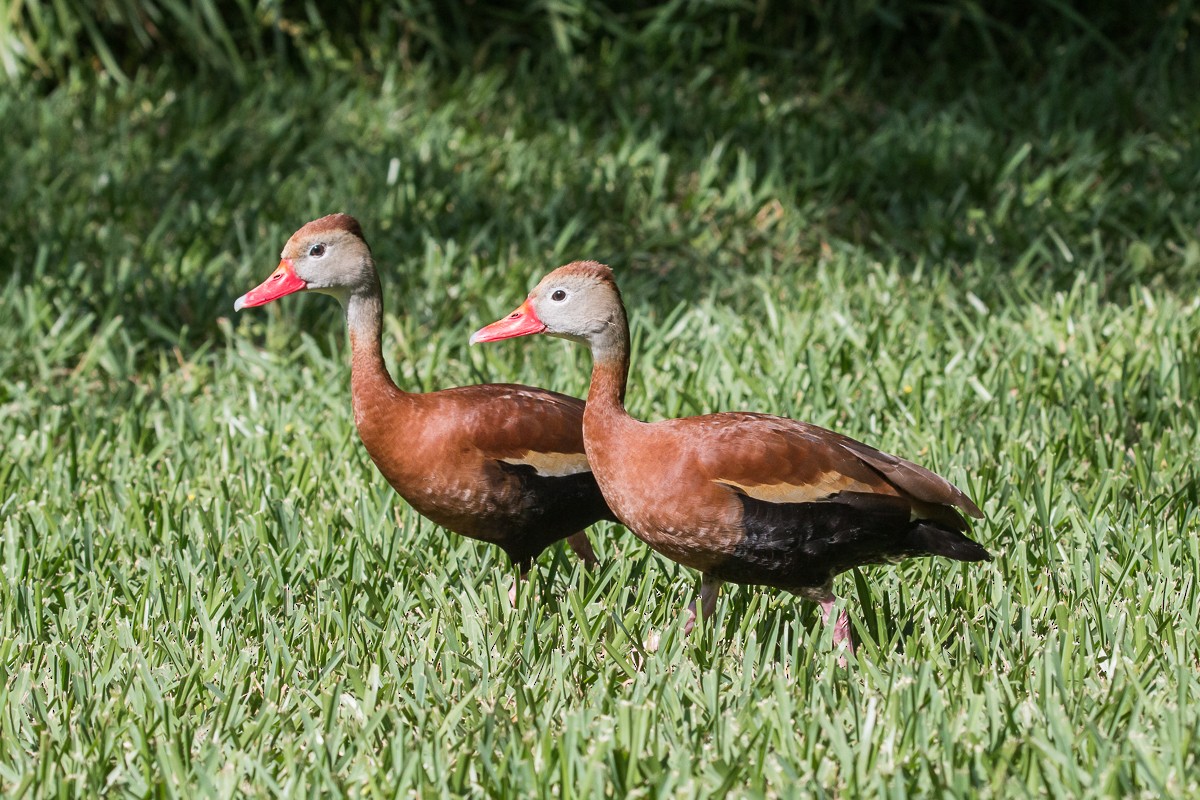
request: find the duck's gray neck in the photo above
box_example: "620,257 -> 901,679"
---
344,276 -> 403,397
585,306 -> 631,412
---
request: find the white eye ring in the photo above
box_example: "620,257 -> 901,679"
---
550,289 -> 567,302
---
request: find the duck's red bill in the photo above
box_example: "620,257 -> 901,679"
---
470,300 -> 546,344
234,259 -> 307,311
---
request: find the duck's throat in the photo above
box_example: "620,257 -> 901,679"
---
346,288 -> 405,428
586,317 -> 631,414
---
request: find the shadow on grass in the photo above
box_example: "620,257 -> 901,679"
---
2,4 -> 1197,376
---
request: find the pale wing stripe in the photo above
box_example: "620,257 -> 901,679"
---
500,451 -> 590,478
715,473 -> 885,504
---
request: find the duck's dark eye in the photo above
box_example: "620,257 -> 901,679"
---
551,289 -> 567,302
309,243 -> 326,258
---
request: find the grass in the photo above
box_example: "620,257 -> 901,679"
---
3,7 -> 1200,796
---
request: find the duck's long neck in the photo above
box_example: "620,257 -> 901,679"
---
585,307 -> 633,422
346,276 -> 407,428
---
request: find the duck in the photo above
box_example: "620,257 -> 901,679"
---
471,260 -> 990,653
234,215 -> 616,597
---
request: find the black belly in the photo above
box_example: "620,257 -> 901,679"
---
708,493 -> 989,591
493,462 -> 618,570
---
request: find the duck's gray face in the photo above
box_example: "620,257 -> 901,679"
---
470,262 -> 620,345
234,213 -> 371,311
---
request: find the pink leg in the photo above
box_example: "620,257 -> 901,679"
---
820,598 -> 855,661
508,571 -> 529,607
683,575 -> 723,634
566,531 -> 598,568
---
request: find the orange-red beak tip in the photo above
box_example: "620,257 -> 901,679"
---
235,259 -> 306,312
470,301 -> 546,345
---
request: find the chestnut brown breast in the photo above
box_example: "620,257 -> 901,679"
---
354,375 -> 616,570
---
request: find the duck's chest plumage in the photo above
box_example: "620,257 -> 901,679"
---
584,414 -> 747,572
353,379 -> 615,568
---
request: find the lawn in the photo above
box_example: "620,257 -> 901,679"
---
2,3 -> 1199,796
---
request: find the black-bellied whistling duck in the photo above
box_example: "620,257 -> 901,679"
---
234,215 -> 616,596
472,261 -> 990,654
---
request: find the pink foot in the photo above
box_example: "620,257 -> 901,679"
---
682,575 -> 722,635
820,599 -> 855,665
508,571 -> 529,607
